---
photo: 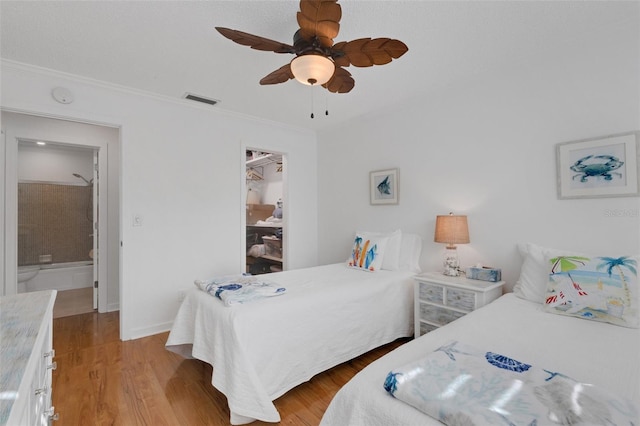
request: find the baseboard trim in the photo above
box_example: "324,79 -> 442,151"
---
128,321 -> 173,340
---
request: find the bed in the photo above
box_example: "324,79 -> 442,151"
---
321,243 -> 640,425
166,231 -> 421,425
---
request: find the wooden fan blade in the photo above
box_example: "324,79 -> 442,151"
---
332,38 -> 408,68
322,66 -> 354,93
259,64 -> 295,85
297,0 -> 341,48
216,27 -> 295,54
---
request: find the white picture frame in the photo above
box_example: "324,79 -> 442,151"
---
556,132 -> 639,199
370,168 -> 398,205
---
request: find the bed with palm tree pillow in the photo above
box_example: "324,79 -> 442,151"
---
542,254 -> 638,328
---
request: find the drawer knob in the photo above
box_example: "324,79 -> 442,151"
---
47,361 -> 57,370
46,406 -> 60,421
44,349 -> 55,358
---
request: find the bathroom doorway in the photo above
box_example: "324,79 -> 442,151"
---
2,111 -> 120,316
17,140 -> 97,317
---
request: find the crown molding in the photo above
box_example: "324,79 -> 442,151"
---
1,59 -> 315,136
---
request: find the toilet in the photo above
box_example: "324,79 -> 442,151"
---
17,265 -> 40,292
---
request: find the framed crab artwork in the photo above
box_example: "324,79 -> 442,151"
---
370,168 -> 399,205
556,131 -> 639,199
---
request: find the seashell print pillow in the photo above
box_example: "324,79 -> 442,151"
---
347,233 -> 388,272
543,254 -> 639,328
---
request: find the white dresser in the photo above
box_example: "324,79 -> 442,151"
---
414,272 -> 504,337
0,290 -> 58,425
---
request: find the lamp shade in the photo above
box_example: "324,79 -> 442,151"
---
290,54 -> 335,86
434,213 -> 470,247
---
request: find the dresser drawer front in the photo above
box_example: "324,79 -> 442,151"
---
419,321 -> 438,336
418,282 -> 444,304
419,303 -> 465,326
446,288 -> 476,311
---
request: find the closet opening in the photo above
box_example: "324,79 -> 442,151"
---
245,149 -> 285,275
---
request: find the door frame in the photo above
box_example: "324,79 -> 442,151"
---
2,110 -> 116,314
241,144 -> 288,273
91,149 -> 99,309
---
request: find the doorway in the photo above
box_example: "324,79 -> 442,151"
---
16,139 -> 98,317
2,111 -> 120,316
245,149 -> 285,274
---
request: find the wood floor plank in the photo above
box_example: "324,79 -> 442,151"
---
53,311 -> 408,425
53,287 -> 95,319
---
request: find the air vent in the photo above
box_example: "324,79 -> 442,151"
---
183,92 -> 220,106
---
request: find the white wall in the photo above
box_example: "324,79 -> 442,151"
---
1,60 -> 318,340
19,143 -> 94,184
317,22 -> 640,291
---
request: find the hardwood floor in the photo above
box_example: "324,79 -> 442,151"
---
52,312 -> 409,425
53,287 -> 95,319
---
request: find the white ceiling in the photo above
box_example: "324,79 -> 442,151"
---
1,1 -> 637,132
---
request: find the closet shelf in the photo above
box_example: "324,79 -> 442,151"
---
261,254 -> 283,262
246,153 -> 282,168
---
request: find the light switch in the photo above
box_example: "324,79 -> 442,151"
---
133,214 -> 143,227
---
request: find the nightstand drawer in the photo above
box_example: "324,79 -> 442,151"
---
414,273 -> 505,339
419,303 -> 465,326
418,282 -> 444,304
419,321 -> 439,335
445,288 -> 475,311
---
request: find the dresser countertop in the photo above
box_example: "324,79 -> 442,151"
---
0,290 -> 56,424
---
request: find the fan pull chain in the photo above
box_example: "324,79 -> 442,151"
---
310,86 -> 315,119
308,87 -> 330,119
325,91 -> 329,116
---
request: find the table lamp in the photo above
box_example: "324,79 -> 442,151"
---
434,212 -> 470,276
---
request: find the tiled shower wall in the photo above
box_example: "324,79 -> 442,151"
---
18,183 -> 93,266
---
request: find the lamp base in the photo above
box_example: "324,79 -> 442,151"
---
442,247 -> 461,277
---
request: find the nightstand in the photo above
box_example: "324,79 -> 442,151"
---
414,272 -> 505,337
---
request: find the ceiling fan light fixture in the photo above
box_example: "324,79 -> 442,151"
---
290,54 -> 335,86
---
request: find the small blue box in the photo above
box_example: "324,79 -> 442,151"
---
466,267 -> 501,282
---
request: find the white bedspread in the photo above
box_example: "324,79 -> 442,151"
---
165,263 -> 415,424
321,293 -> 640,426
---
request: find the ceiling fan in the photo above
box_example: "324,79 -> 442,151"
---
216,0 -> 408,94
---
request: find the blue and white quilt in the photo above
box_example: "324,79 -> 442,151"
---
195,274 -> 286,306
384,340 -> 637,425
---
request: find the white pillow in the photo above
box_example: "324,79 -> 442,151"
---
398,233 -> 422,273
347,233 -> 389,272
513,242 -> 581,303
383,230 -> 402,270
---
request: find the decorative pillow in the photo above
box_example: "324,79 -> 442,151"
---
355,230 -> 401,270
513,242 -> 576,303
543,254 -> 638,328
347,233 -> 388,272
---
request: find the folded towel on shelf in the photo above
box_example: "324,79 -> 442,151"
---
256,217 -> 282,225
383,340 -> 637,425
247,244 -> 266,257
195,275 -> 286,306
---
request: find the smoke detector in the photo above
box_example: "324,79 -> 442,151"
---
52,87 -> 74,104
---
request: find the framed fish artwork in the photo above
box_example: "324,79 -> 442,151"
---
556,131 -> 639,199
370,168 -> 399,205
